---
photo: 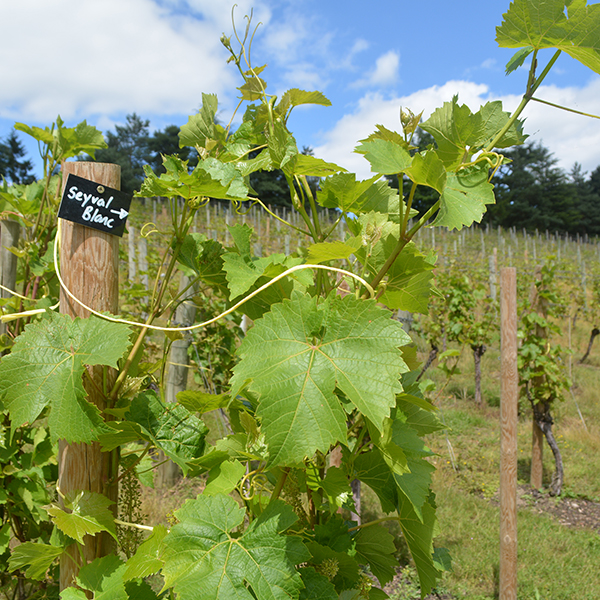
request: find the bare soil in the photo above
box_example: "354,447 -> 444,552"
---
513,484 -> 600,534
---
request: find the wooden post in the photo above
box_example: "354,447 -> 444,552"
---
0,220 -> 21,338
500,267 -> 518,600
58,162 -> 120,590
128,225 -> 136,281
157,275 -> 196,488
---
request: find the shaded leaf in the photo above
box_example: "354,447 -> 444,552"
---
8,542 -> 63,580
354,525 -> 399,586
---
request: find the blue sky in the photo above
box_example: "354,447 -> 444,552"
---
2,0 -> 600,180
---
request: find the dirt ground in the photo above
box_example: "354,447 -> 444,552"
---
512,484 -> 600,534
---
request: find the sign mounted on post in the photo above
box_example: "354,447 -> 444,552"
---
58,173 -> 132,237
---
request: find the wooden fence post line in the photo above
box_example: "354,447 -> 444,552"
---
500,267 -> 518,600
58,162 -> 121,590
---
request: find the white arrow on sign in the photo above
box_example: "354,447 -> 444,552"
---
110,208 -> 129,220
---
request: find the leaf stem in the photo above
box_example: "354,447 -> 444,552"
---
269,467 -> 290,504
114,518 -> 155,532
529,96 -> 600,120
485,49 -> 561,153
347,516 -> 400,533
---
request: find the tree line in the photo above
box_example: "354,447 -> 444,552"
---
3,114 -> 600,235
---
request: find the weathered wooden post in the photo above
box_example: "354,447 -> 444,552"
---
0,219 -> 21,339
500,267 -> 518,600
58,162 -> 121,589
157,274 -> 197,487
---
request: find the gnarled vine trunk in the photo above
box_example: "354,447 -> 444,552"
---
417,344 -> 438,382
579,327 -> 599,364
530,396 -> 564,496
472,344 -> 486,405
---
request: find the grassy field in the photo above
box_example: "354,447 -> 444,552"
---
128,199 -> 600,600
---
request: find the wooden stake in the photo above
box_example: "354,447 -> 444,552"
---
0,220 -> 20,339
58,162 -> 120,590
500,267 -> 518,600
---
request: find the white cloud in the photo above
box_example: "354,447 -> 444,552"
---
313,78 -> 600,179
351,50 -> 400,89
0,0 -> 241,122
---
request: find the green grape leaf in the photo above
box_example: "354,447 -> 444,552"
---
0,312 -> 131,443
396,491 -> 441,597
354,139 -> 412,175
176,390 -> 232,414
161,494 -> 309,600
396,398 -> 444,435
239,76 -> 268,101
433,547 -> 452,573
289,154 -> 346,177
139,156 -> 248,201
72,554 -> 128,600
403,150 -> 447,194
0,522 -> 10,554
60,588 -> 88,600
478,101 -> 528,149
378,241 -> 436,314
127,391 -> 208,473
359,124 -> 410,148
320,467 -> 355,512
47,490 -> 116,545
97,421 -> 144,452
354,448 -> 397,513
354,525 -> 399,586
432,164 -> 495,230
369,588 -> 390,600
388,420 -> 436,521
124,525 -> 168,581
505,46 -> 534,74
8,542 -> 63,580
203,459 -> 246,496
179,93 -> 219,148
355,449 -> 441,595
269,121 -> 298,171
313,515 -> 354,553
15,118 -> 106,161
307,240 -> 362,264
497,0 -> 600,75
420,97 -> 485,168
279,89 -> 332,109
304,541 -> 360,591
317,173 -> 402,217
124,580 -> 161,600
231,293 -> 410,466
299,567 -> 338,600
176,234 -> 228,294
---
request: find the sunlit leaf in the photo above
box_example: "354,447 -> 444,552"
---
231,293 -> 410,466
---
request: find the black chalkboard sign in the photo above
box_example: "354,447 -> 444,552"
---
58,174 -> 132,237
